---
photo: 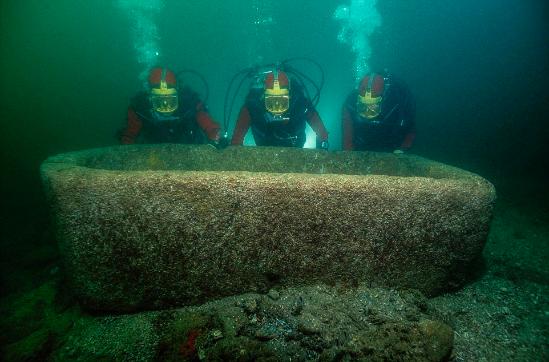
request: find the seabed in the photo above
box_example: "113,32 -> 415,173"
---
0,146 -> 547,361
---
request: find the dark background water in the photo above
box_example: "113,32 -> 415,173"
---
1,0 -> 548,291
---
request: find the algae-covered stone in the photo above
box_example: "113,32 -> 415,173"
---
41,145 -> 496,311
419,319 -> 454,361
22,283 -> 453,361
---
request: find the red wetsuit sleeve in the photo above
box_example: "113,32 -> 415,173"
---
195,102 -> 220,141
342,107 -> 354,151
121,107 -> 142,145
231,106 -> 251,145
400,128 -> 416,150
305,110 -> 329,142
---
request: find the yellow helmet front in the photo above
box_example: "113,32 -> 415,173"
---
357,73 -> 384,119
149,68 -> 179,114
264,70 -> 290,115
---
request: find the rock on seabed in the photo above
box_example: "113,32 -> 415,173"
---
41,145 -> 496,312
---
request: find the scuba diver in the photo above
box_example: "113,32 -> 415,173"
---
119,67 -> 222,145
227,60 -> 329,149
342,72 -> 416,153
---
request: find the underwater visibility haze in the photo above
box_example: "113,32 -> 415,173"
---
1,0 -> 548,360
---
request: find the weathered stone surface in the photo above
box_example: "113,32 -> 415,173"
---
41,145 -> 496,311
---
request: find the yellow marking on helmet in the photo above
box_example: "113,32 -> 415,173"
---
358,91 -> 382,105
265,78 -> 289,96
151,86 -> 177,96
265,71 -> 289,96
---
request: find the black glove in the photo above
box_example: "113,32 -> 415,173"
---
209,134 -> 230,150
316,139 -> 329,151
218,134 -> 230,149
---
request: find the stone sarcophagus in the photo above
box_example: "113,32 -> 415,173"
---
41,145 -> 496,312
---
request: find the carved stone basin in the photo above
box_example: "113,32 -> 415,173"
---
41,145 -> 496,312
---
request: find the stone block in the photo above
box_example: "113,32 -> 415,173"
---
41,145 -> 496,312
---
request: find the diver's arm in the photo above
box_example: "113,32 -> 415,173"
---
120,107 -> 142,145
342,107 -> 354,151
398,86 -> 416,150
231,106 -> 251,146
305,109 -> 329,143
195,102 -> 220,141
400,128 -> 416,150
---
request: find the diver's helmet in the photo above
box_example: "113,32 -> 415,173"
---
357,73 -> 384,119
264,70 -> 290,115
148,67 -> 179,114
